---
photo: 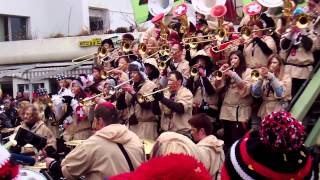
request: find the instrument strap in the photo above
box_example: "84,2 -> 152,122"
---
116,143 -> 134,172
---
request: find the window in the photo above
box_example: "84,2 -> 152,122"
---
0,15 -> 28,41
90,17 -> 103,31
89,8 -> 109,34
17,83 -> 44,93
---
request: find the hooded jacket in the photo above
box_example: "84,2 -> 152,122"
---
61,124 -> 145,180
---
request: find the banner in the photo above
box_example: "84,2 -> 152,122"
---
132,0 -> 187,24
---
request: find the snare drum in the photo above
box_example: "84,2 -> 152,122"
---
19,168 -> 47,180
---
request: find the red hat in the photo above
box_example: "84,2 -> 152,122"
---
151,13 -> 164,24
109,154 -> 212,180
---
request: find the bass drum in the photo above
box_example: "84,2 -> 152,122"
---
19,168 -> 47,180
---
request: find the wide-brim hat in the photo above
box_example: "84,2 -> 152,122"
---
190,50 -> 213,69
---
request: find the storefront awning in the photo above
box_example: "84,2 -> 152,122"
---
0,61 -> 92,81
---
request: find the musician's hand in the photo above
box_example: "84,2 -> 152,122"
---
122,84 -> 135,94
224,70 -> 234,78
219,64 -> 229,72
260,67 -> 269,79
152,88 -> 164,101
198,67 -> 206,77
111,69 -> 123,75
45,157 -> 55,169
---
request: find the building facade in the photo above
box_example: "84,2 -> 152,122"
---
0,0 -> 135,41
0,0 -> 137,98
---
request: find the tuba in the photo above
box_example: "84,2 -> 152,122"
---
295,13 -> 310,29
148,0 -> 174,41
211,5 -> 228,41
173,3 -> 189,35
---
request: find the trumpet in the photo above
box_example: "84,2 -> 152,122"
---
213,64 -> 235,80
80,93 -> 105,106
108,78 -> 134,95
158,56 -> 172,70
137,87 -> 170,103
251,69 -> 262,81
190,67 -> 199,77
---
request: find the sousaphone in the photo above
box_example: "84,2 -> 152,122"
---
256,0 -> 283,8
148,0 -> 174,17
192,0 -> 226,15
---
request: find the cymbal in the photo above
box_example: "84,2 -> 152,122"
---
64,140 -> 85,146
1,128 -> 15,134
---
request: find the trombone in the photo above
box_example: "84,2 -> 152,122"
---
158,56 -> 172,70
100,66 -> 122,79
138,43 -> 159,56
137,87 -> 170,103
108,78 -> 134,95
72,47 -> 110,64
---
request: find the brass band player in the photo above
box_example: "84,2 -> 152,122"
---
279,8 -> 319,97
152,71 -> 193,136
213,51 -> 253,150
160,42 -> 190,86
242,2 -> 276,69
186,50 -> 218,119
251,54 -> 292,119
116,61 -> 159,140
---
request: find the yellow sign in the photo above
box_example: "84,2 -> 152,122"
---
79,38 -> 102,47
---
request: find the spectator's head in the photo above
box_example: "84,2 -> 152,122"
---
94,102 -> 118,127
222,111 -> 313,179
188,113 -> 213,142
22,104 -> 40,125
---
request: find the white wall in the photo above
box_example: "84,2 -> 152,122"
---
88,0 -> 135,30
0,0 -> 134,39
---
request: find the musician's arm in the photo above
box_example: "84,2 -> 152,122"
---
185,77 -> 195,93
300,35 -> 313,51
160,98 -> 185,114
254,37 -> 273,55
201,77 -> 215,95
116,93 -> 128,110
